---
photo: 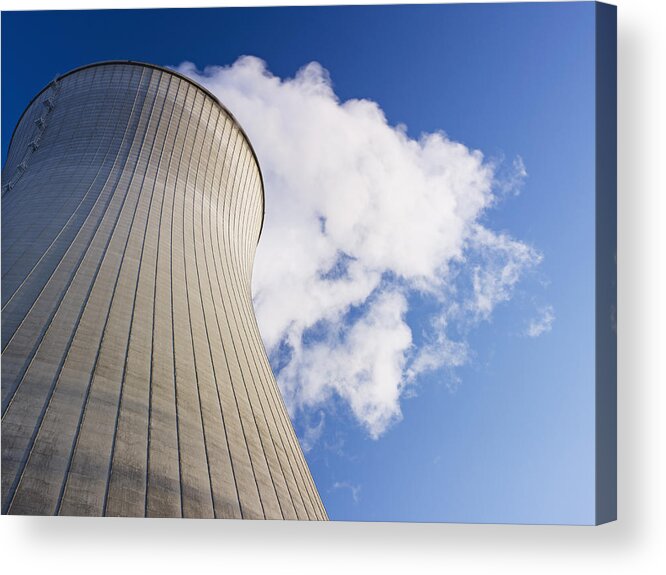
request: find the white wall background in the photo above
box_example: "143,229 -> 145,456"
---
0,1 -> 664,573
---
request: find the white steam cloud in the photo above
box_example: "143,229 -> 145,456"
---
177,57 -> 544,439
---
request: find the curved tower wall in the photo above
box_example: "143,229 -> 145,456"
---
1,62 -> 327,520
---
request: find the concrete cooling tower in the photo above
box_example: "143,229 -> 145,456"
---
1,61 -> 327,520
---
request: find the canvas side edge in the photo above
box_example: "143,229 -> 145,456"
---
594,0 -> 618,526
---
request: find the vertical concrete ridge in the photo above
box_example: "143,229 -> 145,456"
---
1,61 -> 327,520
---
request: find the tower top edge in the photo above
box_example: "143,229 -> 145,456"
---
8,59 -> 266,240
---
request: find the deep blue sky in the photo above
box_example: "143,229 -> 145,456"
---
1,2 -> 597,524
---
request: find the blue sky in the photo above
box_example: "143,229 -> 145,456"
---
2,3 -> 597,524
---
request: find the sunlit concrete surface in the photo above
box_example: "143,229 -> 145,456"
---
1,61 -> 327,520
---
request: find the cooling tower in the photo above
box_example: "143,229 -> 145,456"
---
1,61 -> 327,520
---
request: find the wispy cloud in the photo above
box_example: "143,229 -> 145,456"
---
525,305 -> 555,337
178,57 -> 543,440
494,155 -> 528,198
298,410 -> 325,453
332,481 -> 361,504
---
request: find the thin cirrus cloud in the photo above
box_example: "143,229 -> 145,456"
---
177,57 -> 547,440
332,481 -> 362,504
525,305 -> 556,338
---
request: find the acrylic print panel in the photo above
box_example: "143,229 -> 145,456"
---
0,2 -> 616,524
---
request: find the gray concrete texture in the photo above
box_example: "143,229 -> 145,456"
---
1,62 -> 327,519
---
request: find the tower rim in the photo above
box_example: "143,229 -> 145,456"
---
7,59 -> 266,240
